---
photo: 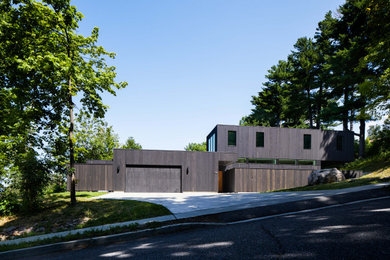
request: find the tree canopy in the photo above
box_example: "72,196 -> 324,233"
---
241,0 -> 390,158
121,137 -> 142,150
184,142 -> 207,152
0,0 -> 127,207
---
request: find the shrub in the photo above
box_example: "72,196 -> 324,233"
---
0,188 -> 20,216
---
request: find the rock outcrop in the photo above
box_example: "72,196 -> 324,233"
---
308,168 -> 345,186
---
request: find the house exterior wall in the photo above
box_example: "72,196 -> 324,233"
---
113,149 -> 237,192
70,124 -> 355,193
209,125 -> 354,162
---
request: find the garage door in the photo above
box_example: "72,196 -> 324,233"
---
125,166 -> 181,192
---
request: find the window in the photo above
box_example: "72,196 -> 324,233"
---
207,133 -> 216,152
228,131 -> 236,146
256,132 -> 264,147
336,135 -> 343,151
304,134 -> 311,149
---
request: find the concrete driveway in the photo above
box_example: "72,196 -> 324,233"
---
94,183 -> 389,218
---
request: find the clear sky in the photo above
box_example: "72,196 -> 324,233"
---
73,0 -> 347,150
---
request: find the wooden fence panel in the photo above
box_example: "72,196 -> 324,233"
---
69,163 -> 113,191
224,168 -> 313,192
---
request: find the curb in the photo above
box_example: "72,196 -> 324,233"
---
0,215 -> 176,246
0,222 -> 219,260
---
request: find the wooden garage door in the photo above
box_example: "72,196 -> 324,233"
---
125,166 -> 181,192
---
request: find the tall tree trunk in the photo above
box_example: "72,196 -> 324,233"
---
316,84 -> 323,129
307,89 -> 313,128
350,110 -> 354,132
69,77 -> 76,205
359,118 -> 365,158
342,87 -> 349,131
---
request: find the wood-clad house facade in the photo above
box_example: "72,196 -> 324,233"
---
69,125 -> 354,193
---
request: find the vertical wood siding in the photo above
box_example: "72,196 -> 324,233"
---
214,125 -> 354,162
67,163 -> 113,191
224,167 -> 313,192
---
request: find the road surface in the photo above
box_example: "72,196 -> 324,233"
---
28,197 -> 390,259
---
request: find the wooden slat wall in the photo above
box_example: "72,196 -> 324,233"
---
112,149 -> 237,192
225,168 -> 312,192
215,125 -> 354,162
67,163 -> 113,191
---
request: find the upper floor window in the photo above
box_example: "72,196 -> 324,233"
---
256,132 -> 264,147
336,135 -> 343,151
208,133 -> 216,152
228,131 -> 236,146
304,134 -> 311,149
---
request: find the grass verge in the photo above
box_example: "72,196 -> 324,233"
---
0,221 -> 165,252
0,192 -> 171,241
270,166 -> 390,192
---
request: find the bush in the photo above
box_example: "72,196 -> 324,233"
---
343,151 -> 390,172
15,150 -> 49,212
0,188 -> 20,216
46,172 -> 67,193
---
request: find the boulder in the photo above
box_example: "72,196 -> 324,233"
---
308,168 -> 345,186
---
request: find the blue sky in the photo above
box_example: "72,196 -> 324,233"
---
73,0 -> 347,150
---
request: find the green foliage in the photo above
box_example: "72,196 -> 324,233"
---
242,0 -> 389,159
46,172 -> 67,193
14,149 -> 50,212
74,112 -> 120,163
121,137 -> 142,150
184,142 -> 207,151
343,151 -> 390,172
0,0 -> 127,206
0,188 -> 20,216
365,119 -> 390,156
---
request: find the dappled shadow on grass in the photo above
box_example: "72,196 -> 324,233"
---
0,193 -> 171,241
273,176 -> 390,192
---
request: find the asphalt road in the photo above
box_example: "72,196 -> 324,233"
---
28,197 -> 390,259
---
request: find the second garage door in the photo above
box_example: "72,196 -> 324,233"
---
125,166 -> 181,192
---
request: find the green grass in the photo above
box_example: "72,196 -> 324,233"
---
0,221 -> 165,252
343,151 -> 390,172
0,192 -> 171,241
270,165 -> 390,192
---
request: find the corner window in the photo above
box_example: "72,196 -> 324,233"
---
208,133 -> 215,152
304,134 -> 311,149
256,132 -> 264,147
336,135 -> 343,151
228,131 -> 236,146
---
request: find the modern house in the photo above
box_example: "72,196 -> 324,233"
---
69,124 -> 354,193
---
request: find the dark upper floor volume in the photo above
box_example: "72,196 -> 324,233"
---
206,125 -> 354,162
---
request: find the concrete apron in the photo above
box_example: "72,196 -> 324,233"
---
94,182 -> 390,215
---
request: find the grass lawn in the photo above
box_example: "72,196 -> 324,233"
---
0,192 -> 171,241
271,166 -> 390,192
343,151 -> 390,172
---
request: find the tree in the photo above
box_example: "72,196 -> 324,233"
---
288,37 -> 321,128
184,142 -> 207,151
316,0 -> 376,157
0,0 -> 127,205
358,0 -> 390,114
121,137 -> 142,150
74,112 -> 120,163
241,60 -> 292,127
366,118 -> 390,156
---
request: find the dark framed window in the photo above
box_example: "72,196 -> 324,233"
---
304,134 -> 311,149
228,131 -> 236,146
336,135 -> 343,151
256,132 -> 264,147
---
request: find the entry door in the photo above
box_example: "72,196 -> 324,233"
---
125,166 -> 181,192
